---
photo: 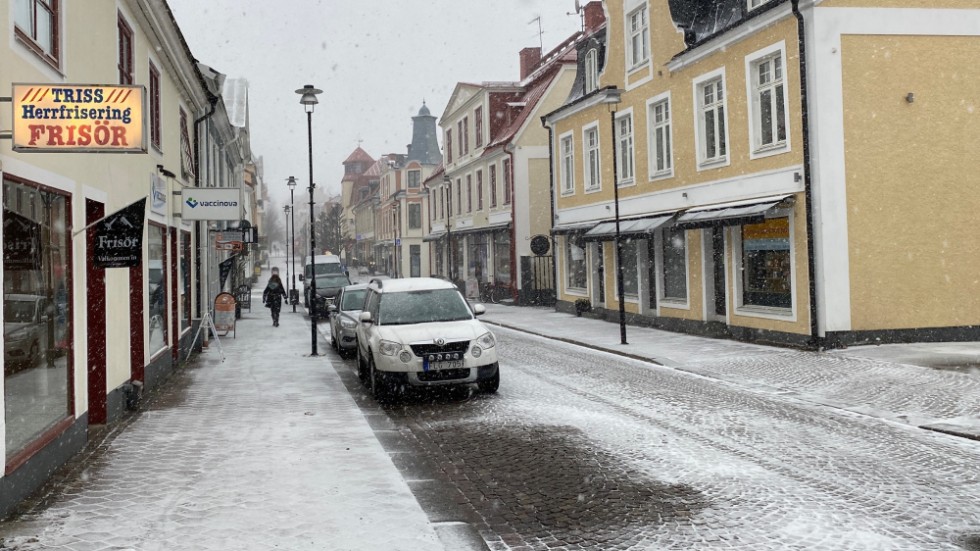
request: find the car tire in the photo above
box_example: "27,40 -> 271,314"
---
478,364 -> 500,394
356,347 -> 368,382
369,356 -> 391,401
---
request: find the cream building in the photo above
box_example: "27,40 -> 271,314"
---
544,0 -> 980,348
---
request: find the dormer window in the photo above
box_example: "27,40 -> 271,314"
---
584,49 -> 598,94
627,4 -> 649,70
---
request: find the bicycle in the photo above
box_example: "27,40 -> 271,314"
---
479,281 -> 502,304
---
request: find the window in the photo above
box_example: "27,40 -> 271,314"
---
440,188 -> 445,219
662,227 -> 687,300
463,117 -> 470,154
565,237 -> 587,290
649,98 -> 672,177
179,108 -> 195,179
457,121 -> 464,157
118,14 -> 134,84
560,135 -> 575,194
751,52 -> 787,152
446,130 -> 453,164
15,0 -> 59,65
493,231 -> 511,285
619,240 -> 638,296
616,114 -> 634,184
149,62 -> 162,151
740,217 -> 791,308
476,170 -> 484,211
584,126 -> 601,190
181,231 -> 191,330
148,224 -> 168,355
489,165 -> 498,208
466,174 -> 473,212
408,170 -> 420,188
749,0 -> 772,9
456,179 -> 462,213
697,76 -> 727,165
502,159 -> 512,204
627,5 -> 649,69
474,107 -> 483,148
3,177 -> 71,460
585,49 -> 599,93
408,203 -> 422,229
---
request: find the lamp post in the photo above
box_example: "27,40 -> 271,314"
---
286,176 -> 298,312
297,84 -> 322,356
604,89 -> 628,345
282,204 -> 291,289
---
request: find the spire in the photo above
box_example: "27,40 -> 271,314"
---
406,101 -> 442,165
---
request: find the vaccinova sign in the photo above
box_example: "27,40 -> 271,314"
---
181,188 -> 241,221
12,84 -> 146,153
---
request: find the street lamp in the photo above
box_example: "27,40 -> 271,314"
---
282,204 -> 291,290
297,84 -> 322,356
604,88 -> 628,345
286,176 -> 298,312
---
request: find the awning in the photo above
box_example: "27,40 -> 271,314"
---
422,231 -> 446,242
551,220 -> 598,235
674,194 -> 793,229
452,221 -> 511,236
582,213 -> 675,241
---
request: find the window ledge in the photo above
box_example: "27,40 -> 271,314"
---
561,189 -> 576,197
649,170 -> 673,182
584,186 -> 602,194
627,60 -> 650,74
698,157 -> 728,169
617,178 -> 635,188
735,304 -> 794,318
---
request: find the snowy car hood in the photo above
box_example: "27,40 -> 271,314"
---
376,319 -> 490,344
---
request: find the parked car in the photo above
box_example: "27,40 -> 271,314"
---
328,283 -> 368,357
308,273 -> 352,320
4,294 -> 49,369
300,254 -> 346,308
355,277 -> 499,400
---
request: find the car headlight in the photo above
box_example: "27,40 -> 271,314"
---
340,318 -> 357,329
475,332 -> 496,349
379,340 -> 401,356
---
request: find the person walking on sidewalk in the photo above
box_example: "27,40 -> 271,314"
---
262,268 -> 287,327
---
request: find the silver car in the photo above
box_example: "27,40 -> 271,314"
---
328,284 -> 368,358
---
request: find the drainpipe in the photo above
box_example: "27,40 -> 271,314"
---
193,94 -> 219,319
506,145 -> 518,302
542,117 -> 558,310
792,0 -> 823,350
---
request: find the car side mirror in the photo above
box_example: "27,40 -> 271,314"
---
328,304 -> 337,312
298,275 -> 304,282
473,304 -> 486,316
359,311 -> 373,324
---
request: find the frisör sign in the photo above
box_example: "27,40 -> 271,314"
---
12,84 -> 146,153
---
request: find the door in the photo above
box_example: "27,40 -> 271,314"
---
86,199 -> 107,424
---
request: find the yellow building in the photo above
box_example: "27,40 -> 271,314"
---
544,0 -> 980,348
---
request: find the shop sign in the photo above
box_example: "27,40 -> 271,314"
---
181,187 -> 241,221
12,83 -> 146,153
93,198 -> 147,268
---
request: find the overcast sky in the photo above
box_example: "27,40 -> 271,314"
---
166,0 -> 585,209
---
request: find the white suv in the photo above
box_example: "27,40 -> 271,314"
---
355,277 -> 499,400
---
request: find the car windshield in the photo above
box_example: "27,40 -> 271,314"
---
313,263 -> 344,276
378,289 -> 472,325
4,300 -> 38,323
315,275 -> 350,289
341,289 -> 366,311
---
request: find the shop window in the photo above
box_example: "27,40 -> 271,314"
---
3,178 -> 72,460
147,224 -> 168,355
740,217 -> 791,308
493,231 -> 511,285
661,227 -> 687,300
565,237 -> 587,290
618,239 -> 638,297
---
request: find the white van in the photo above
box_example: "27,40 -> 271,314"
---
300,255 -> 346,307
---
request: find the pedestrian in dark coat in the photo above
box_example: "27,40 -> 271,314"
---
263,269 -> 288,327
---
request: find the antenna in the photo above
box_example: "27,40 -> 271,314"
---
567,1 -> 584,31
528,15 -> 543,50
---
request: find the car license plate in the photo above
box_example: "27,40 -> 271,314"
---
423,359 -> 463,372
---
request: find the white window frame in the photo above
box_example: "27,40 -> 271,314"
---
559,132 -> 575,195
655,227 -> 690,309
646,92 -> 673,180
693,68 -> 730,170
584,49 -> 599,94
582,123 -> 602,192
563,236 -> 589,294
626,3 -> 650,71
746,42 -> 790,159
748,0 -> 772,10
615,110 -> 635,186
732,209 -> 798,321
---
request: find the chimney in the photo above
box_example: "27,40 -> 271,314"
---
519,47 -> 542,80
584,1 -> 605,33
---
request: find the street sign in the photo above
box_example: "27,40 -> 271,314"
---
395,238 -> 401,246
